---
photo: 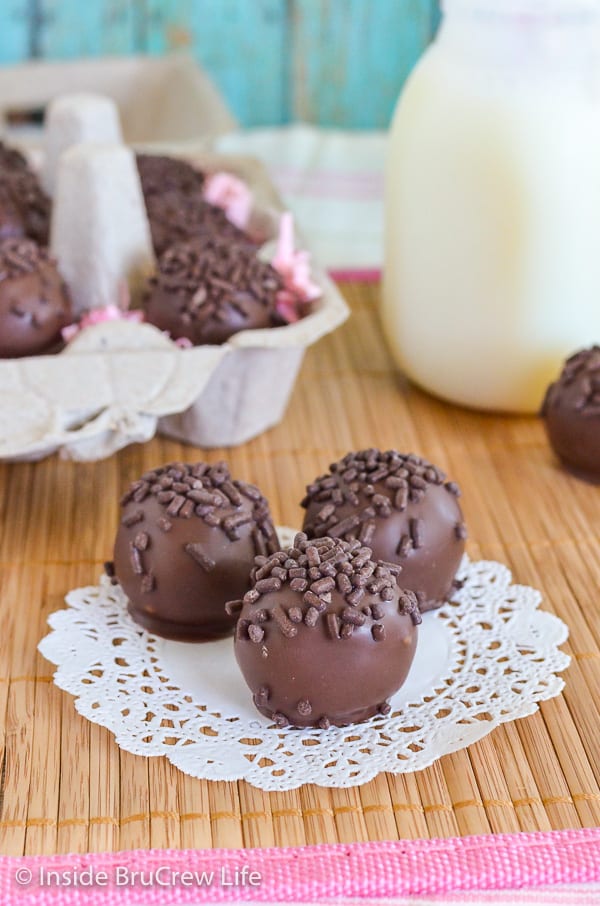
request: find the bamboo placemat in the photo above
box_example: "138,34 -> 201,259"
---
0,281 -> 599,857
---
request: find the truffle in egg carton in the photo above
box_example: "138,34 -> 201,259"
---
0,97 -> 348,460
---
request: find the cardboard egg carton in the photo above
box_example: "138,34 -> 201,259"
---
0,106 -> 349,460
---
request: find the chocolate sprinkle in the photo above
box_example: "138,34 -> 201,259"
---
455,522 -> 468,541
140,573 -> 155,594
255,686 -> 270,706
122,510 -> 144,528
248,624 -> 265,643
129,543 -> 143,575
225,599 -> 243,617
184,543 -> 216,572
134,531 -> 149,551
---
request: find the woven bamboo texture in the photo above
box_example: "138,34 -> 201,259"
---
0,281 -> 598,856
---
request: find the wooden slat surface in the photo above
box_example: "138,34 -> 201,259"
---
0,280 -> 598,856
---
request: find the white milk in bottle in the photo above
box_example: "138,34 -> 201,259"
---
382,0 -> 600,413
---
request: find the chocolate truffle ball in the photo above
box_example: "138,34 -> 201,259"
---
0,182 -> 26,241
136,154 -> 254,258
0,141 -> 29,175
0,142 -> 51,245
136,153 -> 206,200
113,461 -> 279,642
541,346 -> 600,481
142,237 -> 284,345
0,237 -> 72,358
143,190 -> 256,258
8,168 -> 51,245
302,449 -> 466,613
231,533 -> 421,729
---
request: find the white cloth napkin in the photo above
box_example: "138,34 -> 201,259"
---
216,123 -> 386,275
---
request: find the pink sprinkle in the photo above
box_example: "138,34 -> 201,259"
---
174,336 -> 193,349
203,171 -> 253,230
271,213 -> 321,323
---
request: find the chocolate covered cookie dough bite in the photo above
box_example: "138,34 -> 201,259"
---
142,236 -> 284,346
136,153 -> 256,258
231,533 -> 421,729
0,140 -> 51,245
0,237 -> 72,358
541,346 -> 600,482
113,461 -> 279,641
302,449 -> 466,612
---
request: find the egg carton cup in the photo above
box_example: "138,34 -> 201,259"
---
0,152 -> 349,461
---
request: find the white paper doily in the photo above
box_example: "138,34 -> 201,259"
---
39,530 -> 570,790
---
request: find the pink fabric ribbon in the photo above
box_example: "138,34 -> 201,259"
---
1,828 -> 600,904
271,212 -> 321,323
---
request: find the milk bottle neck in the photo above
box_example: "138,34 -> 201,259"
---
439,0 -> 600,75
442,1 -> 600,22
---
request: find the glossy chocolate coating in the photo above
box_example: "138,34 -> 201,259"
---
233,534 -> 420,729
143,237 -> 283,346
0,238 -> 72,358
302,450 -> 466,613
113,461 -> 279,642
541,346 -> 600,482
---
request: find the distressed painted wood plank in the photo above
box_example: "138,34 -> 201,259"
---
0,0 -> 441,128
142,0 -> 291,126
0,0 -> 31,62
292,0 -> 438,128
33,0 -> 136,59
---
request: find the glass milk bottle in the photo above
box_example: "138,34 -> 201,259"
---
382,0 -> 600,413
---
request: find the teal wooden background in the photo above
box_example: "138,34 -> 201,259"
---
0,0 -> 441,128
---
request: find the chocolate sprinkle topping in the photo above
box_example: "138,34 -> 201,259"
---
120,461 -> 277,554
0,237 -> 54,280
236,533 -> 422,644
0,144 -> 51,245
136,154 -> 206,199
543,346 -> 600,418
145,189 -> 257,259
143,235 -> 284,345
302,449 -> 456,540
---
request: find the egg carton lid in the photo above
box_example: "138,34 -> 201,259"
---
0,54 -> 236,152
